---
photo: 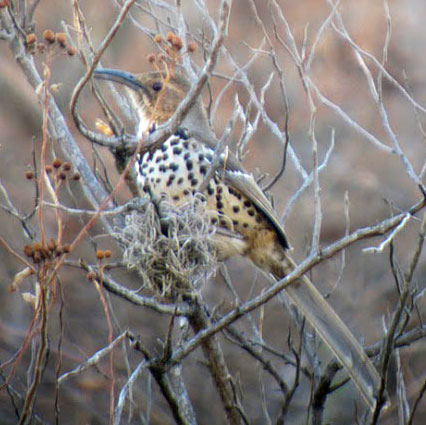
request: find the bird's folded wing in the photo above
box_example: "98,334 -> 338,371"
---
223,168 -> 289,249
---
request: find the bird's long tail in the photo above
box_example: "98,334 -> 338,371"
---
251,241 -> 382,411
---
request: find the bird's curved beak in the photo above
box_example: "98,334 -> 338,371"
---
93,68 -> 145,92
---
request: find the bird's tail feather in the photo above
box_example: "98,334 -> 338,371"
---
273,254 -> 382,411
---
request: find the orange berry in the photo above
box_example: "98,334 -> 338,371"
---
33,242 -> 42,252
52,158 -> 62,168
23,244 -> 34,257
26,33 -> 37,46
47,238 -> 57,251
172,36 -> 183,51
56,33 -> 67,47
43,29 -> 55,44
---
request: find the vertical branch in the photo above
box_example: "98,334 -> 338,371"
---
188,296 -> 242,425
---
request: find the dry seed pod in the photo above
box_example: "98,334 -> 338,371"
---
96,250 -> 105,260
56,33 -> 67,47
43,29 -> 55,44
47,238 -> 57,251
52,158 -> 62,168
187,41 -> 198,53
25,171 -> 34,180
23,245 -> 34,257
26,33 -> 37,46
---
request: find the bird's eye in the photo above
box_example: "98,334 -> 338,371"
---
152,82 -> 163,91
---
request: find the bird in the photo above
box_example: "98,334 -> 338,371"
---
93,67 -> 382,410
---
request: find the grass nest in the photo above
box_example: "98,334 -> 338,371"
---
117,194 -> 217,298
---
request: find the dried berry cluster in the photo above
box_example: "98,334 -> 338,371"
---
26,158 -> 81,183
25,29 -> 76,56
85,250 -> 112,282
24,239 -> 71,265
147,31 -> 197,70
96,249 -> 112,261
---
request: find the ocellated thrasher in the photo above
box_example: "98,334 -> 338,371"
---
94,68 -> 381,410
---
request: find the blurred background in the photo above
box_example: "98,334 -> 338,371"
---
0,0 -> 425,423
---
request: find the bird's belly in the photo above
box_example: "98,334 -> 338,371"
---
135,136 -> 271,239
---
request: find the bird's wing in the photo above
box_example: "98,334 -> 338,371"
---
223,168 -> 289,249
189,129 -> 289,249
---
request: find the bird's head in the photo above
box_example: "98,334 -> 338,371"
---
94,68 -> 209,134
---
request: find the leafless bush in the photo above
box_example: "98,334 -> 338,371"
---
0,1 -> 425,424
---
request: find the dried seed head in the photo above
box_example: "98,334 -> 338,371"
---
166,32 -> 175,43
33,242 -> 42,252
187,41 -> 198,53
147,53 -> 156,63
62,244 -> 71,253
104,250 -> 112,258
25,171 -> 34,180
62,162 -> 72,171
96,250 -> 105,260
172,36 -> 183,51
154,34 -> 162,43
23,244 -> 34,257
45,164 -> 53,174
0,0 -> 10,9
56,33 -> 67,47
43,29 -> 56,44
52,158 -> 62,168
67,47 -> 76,56
58,172 -> 67,181
26,33 -> 37,46
47,238 -> 57,251
72,172 -> 81,181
